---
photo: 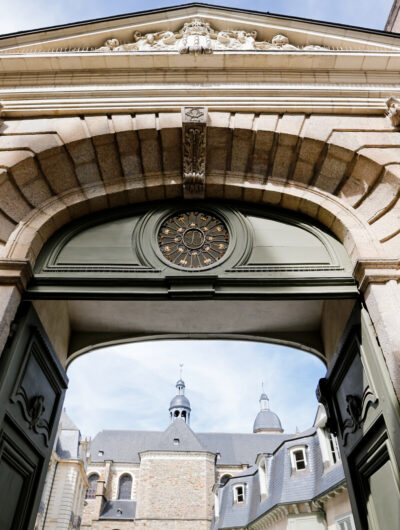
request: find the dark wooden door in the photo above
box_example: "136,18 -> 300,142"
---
317,304 -> 400,530
0,303 -> 68,530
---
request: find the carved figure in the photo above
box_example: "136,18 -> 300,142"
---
386,96 -> 400,127
96,38 -> 121,51
94,19 -> 331,54
28,394 -> 46,429
345,394 -> 362,429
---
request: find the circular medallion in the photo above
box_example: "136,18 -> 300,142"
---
158,211 -> 229,269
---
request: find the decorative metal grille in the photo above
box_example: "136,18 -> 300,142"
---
158,211 -> 229,269
85,474 -> 99,499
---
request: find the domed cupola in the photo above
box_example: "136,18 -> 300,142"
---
169,369 -> 191,424
253,389 -> 283,434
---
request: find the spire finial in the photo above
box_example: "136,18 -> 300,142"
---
179,363 -> 183,379
259,384 -> 269,411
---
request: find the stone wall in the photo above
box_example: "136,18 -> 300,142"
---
135,452 -> 215,524
41,460 -> 86,530
325,489 -> 353,530
108,464 -> 139,500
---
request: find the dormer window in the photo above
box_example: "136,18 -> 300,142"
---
233,483 -> 246,504
290,446 -> 308,471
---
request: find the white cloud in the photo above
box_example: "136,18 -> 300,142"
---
64,340 -> 326,438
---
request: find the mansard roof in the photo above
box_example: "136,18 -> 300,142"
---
213,432 -> 345,529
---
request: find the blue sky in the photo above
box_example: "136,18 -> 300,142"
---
0,1 -> 395,34
64,340 -> 326,437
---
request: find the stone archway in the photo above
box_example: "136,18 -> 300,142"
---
0,111 -> 399,530
0,111 -> 398,393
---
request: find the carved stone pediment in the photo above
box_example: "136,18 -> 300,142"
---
94,17 -> 329,54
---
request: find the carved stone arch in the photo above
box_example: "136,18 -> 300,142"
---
0,111 -> 397,264
0,112 -> 398,399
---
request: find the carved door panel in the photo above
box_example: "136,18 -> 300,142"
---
0,303 -> 68,530
317,304 -> 400,530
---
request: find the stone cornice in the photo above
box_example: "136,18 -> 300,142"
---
0,259 -> 32,292
353,259 -> 400,292
139,450 -> 216,461
0,47 -> 400,116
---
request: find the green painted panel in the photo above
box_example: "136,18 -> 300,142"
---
368,459 -> 400,529
0,459 -> 24,529
56,217 -> 140,265
246,216 -> 331,265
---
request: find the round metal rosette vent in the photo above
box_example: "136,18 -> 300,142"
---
158,211 -> 230,269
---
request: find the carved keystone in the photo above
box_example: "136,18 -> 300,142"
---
181,106 -> 207,199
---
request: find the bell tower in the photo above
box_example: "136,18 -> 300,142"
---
169,365 -> 191,424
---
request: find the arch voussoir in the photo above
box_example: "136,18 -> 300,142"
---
0,111 -> 397,264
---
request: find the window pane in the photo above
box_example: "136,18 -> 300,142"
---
118,474 -> 132,500
85,474 -> 99,499
293,450 -> 306,470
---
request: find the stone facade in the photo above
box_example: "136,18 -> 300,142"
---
0,3 -> 399,529
135,452 -> 215,525
35,411 -> 88,530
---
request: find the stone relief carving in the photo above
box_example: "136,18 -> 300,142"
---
182,106 -> 207,199
95,18 -> 329,54
386,96 -> 400,127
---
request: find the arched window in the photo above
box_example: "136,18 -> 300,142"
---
118,474 -> 132,500
85,473 -> 99,499
220,474 -> 231,486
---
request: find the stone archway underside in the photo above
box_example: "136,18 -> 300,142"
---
0,111 -> 398,394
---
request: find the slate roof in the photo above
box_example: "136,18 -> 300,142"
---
99,500 -> 136,520
142,419 -> 207,453
212,431 -> 345,529
59,409 -> 80,431
90,422 -> 298,465
169,394 -> 191,410
253,410 -> 283,433
55,410 -> 81,459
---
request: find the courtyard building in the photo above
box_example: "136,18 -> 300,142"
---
38,378 -> 354,530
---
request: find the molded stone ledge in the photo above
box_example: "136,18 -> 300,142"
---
0,259 -> 32,292
353,259 -> 400,292
0,285 -> 21,357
